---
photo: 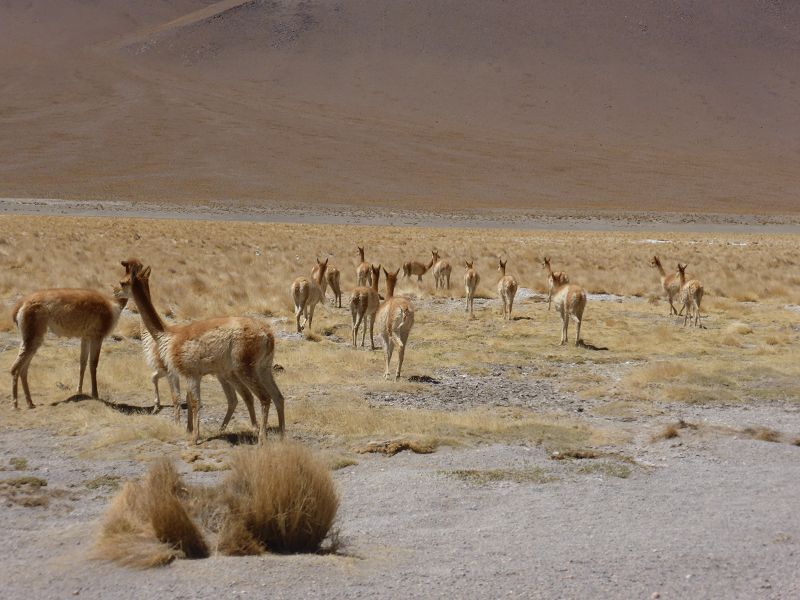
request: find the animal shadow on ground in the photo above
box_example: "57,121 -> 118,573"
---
205,431 -> 259,446
577,340 -> 609,351
408,375 -> 440,384
511,316 -> 535,321
52,394 -> 171,416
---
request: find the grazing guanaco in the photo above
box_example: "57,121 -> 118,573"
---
10,274 -> 129,408
121,264 -> 284,445
650,255 -> 682,316
356,246 -> 372,287
496,259 -> 518,320
402,253 -> 435,282
327,267 -> 342,308
545,257 -> 587,345
432,251 -> 452,290
543,258 -> 569,310
375,268 -> 415,380
350,264 -> 381,348
291,258 -> 328,333
677,263 -> 704,327
464,260 -> 480,318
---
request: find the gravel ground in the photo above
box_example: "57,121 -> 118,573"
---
1,407 -> 799,600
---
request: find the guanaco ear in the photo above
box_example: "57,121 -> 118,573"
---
383,267 -> 389,277
141,266 -> 151,279
393,268 -> 401,278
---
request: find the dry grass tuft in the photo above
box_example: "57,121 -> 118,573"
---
355,437 -> 438,456
742,426 -> 781,443
220,443 -> 339,554
550,449 -> 598,460
652,423 -> 680,441
577,461 -> 632,479
445,468 -> 556,485
93,459 -> 209,568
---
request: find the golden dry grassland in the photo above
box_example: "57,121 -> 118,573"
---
0,215 -> 798,463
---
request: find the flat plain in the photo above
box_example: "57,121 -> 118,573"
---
1,214 -> 798,598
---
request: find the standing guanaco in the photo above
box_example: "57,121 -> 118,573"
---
432,251 -> 452,290
545,257 -> 587,345
677,263 -> 704,327
375,268 -> 415,380
356,246 -> 372,287
403,253 -> 435,282
350,265 -> 381,348
464,260 -> 480,318
650,256 -> 682,316
496,259 -> 518,320
291,258 -> 328,333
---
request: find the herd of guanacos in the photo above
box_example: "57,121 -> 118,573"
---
8,247 -> 703,444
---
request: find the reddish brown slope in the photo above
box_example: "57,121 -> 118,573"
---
1,1 -> 798,213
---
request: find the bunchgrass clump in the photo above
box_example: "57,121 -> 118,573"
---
219,443 -> 339,554
94,444 -> 339,567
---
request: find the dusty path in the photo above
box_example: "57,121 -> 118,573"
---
2,197 -> 799,233
1,427 -> 799,599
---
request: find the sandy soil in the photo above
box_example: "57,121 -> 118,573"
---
1,288 -> 799,599
1,1 -> 799,212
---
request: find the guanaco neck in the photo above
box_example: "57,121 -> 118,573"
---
131,274 -> 167,336
499,263 -> 507,277
314,264 -> 327,286
653,257 -> 666,278
385,276 -> 397,299
370,269 -> 380,292
359,248 -> 365,262
678,268 -> 686,286
426,256 -> 435,270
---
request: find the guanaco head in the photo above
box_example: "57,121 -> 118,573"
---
370,264 -> 381,286
313,257 -> 329,283
358,246 -> 365,261
121,258 -> 144,274
119,263 -> 151,298
465,259 -> 473,270
498,259 -> 507,275
432,250 -> 440,262
649,255 -> 661,269
677,263 -> 688,282
383,267 -> 401,297
542,256 -> 552,271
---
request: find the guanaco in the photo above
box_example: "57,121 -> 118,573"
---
677,263 -> 704,327
464,260 -> 480,318
327,267 -> 342,308
356,246 -> 372,287
545,257 -> 587,345
291,258 -> 328,333
375,268 -> 415,380
10,274 -> 129,408
432,251 -> 452,290
121,259 -> 257,426
350,264 -> 381,348
650,255 -> 683,316
311,259 -> 342,307
496,259 -> 518,320
121,264 -> 284,445
403,253 -> 435,282
544,258 -> 569,311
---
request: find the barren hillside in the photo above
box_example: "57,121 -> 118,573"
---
1,0 -> 799,213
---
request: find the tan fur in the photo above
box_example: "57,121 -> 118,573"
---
375,268 -> 415,380
10,285 -> 128,408
356,246 -> 372,287
544,257 -> 587,345
677,263 -> 704,327
463,260 -> 480,318
350,265 -> 381,348
292,258 -> 328,333
326,267 -> 342,308
311,259 -> 341,308
432,251 -> 452,290
496,259 -> 518,320
402,254 -> 435,282
122,265 -> 283,445
122,259 -> 255,422
650,255 -> 683,316
542,256 -> 569,310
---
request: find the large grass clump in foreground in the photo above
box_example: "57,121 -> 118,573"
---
94,443 -> 339,568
